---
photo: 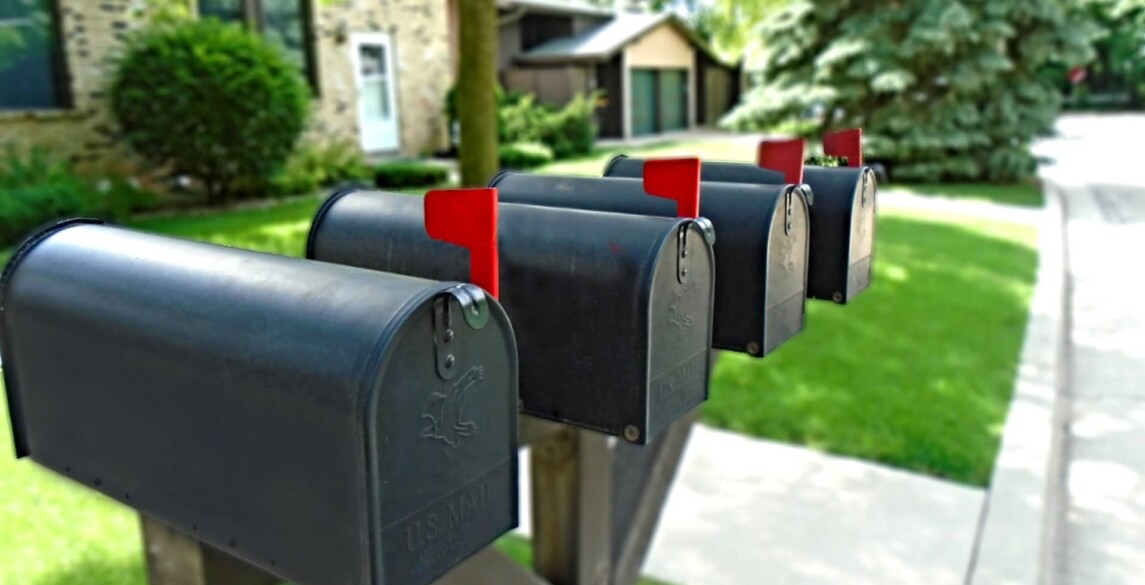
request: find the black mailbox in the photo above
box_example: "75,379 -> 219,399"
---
488,171 -> 809,358
605,145 -> 876,304
0,220 -> 519,585
307,187 -> 715,444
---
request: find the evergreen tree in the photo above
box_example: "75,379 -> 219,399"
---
723,0 -> 1097,182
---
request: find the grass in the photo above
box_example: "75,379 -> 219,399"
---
883,182 -> 1044,207
128,194 -> 326,258
495,534 -> 675,585
706,207 -> 1038,486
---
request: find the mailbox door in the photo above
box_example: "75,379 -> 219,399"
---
372,291 -> 518,585
763,189 -> 811,354
646,222 -> 715,440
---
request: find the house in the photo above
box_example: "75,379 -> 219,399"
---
0,0 -> 453,168
480,0 -> 741,139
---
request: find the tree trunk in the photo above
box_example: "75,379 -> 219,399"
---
457,0 -> 499,187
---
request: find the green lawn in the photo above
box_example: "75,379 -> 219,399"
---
707,207 -> 1037,485
495,535 -> 674,585
884,182 -> 1044,207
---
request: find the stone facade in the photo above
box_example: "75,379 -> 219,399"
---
0,0 -> 145,169
311,0 -> 452,156
0,0 -> 452,169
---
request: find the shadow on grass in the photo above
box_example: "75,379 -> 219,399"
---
29,556 -> 146,585
705,210 -> 1039,486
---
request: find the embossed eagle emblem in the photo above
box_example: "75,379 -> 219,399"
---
421,366 -> 483,449
668,279 -> 700,335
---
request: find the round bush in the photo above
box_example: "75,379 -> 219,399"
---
499,142 -> 554,170
109,20 -> 310,204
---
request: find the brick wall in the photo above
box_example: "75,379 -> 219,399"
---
311,0 -> 452,156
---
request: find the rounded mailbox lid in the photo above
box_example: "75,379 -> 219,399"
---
369,285 -> 519,585
763,186 -> 811,355
846,167 -> 877,299
646,219 -> 716,441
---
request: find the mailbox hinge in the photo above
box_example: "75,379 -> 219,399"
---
432,284 -> 490,380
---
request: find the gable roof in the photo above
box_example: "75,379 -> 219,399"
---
516,12 -> 733,67
497,0 -> 614,18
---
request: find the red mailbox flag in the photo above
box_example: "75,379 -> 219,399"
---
823,128 -> 863,167
643,157 -> 702,218
424,188 -> 500,298
757,138 -> 806,184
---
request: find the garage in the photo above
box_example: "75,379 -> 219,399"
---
630,68 -> 689,136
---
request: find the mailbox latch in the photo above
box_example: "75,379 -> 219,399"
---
433,284 -> 490,380
784,189 -> 795,235
677,225 -> 689,284
861,171 -> 871,208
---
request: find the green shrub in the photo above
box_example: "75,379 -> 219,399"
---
498,93 -> 549,144
373,162 -> 449,189
805,155 -> 848,168
499,142 -> 554,170
269,139 -> 371,196
539,92 -> 599,159
450,86 -> 600,160
109,19 -> 310,204
0,146 -> 157,246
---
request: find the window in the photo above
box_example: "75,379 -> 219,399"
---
0,0 -> 67,111
198,0 -> 317,88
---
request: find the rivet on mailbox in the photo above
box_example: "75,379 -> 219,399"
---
307,184 -> 716,444
491,161 -> 810,358
0,219 -> 519,585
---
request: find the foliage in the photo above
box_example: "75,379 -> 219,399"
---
499,91 -> 600,159
499,142 -> 555,170
141,0 -> 194,24
268,139 -> 371,196
1060,0 -> 1145,109
373,161 -> 449,189
447,84 -> 600,161
724,0 -> 1098,183
804,155 -> 848,167
0,146 -> 157,246
540,92 -> 600,159
109,19 -> 310,204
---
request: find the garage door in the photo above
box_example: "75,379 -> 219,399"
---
630,69 -> 657,137
629,68 -> 688,136
658,69 -> 687,131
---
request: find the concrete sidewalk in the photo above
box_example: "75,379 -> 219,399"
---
514,425 -> 986,585
1036,114 -> 1145,585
